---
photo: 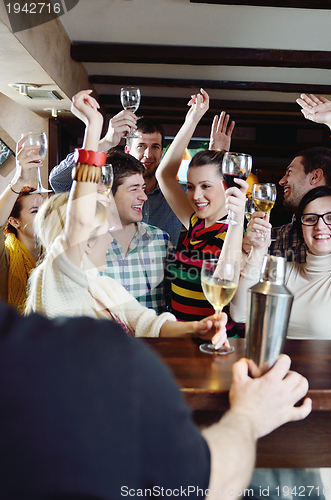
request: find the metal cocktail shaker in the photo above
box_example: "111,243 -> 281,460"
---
246,255 -> 294,375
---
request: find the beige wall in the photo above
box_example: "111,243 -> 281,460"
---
0,93 -> 49,193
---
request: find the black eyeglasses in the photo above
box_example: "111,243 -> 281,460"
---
301,212 -> 331,226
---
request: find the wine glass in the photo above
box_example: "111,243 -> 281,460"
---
245,196 -> 256,223
222,152 -> 252,225
252,183 -> 277,241
199,259 -> 239,355
97,164 -> 114,197
21,132 -> 51,194
120,87 -> 141,138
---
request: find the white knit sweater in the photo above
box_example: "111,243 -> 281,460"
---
25,236 -> 175,337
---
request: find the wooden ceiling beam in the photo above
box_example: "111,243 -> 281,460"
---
71,43 -> 331,69
90,75 -> 331,95
190,0 -> 331,8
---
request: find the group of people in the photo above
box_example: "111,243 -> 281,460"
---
1,88 -> 331,497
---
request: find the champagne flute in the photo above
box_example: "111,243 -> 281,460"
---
222,152 -> 252,225
21,132 -> 51,194
252,183 -> 277,241
199,259 -> 239,355
120,87 -> 141,138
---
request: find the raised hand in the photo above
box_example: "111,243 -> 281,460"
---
185,88 -> 210,125
71,90 -> 102,126
14,136 -> 43,184
100,110 -> 137,151
209,112 -> 235,152
296,93 -> 331,130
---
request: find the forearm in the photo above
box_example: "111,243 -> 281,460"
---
203,410 -> 256,494
159,320 -> 196,338
157,117 -> 199,182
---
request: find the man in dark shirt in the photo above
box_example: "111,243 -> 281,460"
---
0,301 -> 310,499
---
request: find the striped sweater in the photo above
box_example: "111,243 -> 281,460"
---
169,213 -> 238,336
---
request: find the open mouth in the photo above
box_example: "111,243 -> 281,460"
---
132,205 -> 143,213
195,202 -> 209,210
314,234 -> 331,240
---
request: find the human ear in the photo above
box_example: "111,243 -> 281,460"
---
311,168 -> 324,185
8,216 -> 20,229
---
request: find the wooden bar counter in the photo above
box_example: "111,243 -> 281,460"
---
143,337 -> 331,468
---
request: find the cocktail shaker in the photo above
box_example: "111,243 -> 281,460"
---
246,255 -> 294,375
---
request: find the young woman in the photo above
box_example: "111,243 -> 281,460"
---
231,185 -> 331,339
25,90 -> 228,345
156,89 -> 247,337
0,138 -> 44,311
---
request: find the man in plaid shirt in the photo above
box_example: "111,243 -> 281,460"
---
99,151 -> 173,314
244,147 -> 331,263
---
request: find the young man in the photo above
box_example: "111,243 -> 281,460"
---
0,300 -> 311,499
49,114 -> 184,248
101,150 -> 173,314
244,147 -> 331,263
125,117 -> 184,247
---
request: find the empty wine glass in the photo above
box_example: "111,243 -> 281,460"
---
120,87 -> 141,138
199,259 -> 239,355
21,132 -> 51,194
222,152 -> 252,225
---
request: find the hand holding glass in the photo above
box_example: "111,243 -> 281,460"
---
120,87 -> 141,138
21,132 -> 50,194
252,183 -> 277,240
199,259 -> 239,355
222,152 -> 252,225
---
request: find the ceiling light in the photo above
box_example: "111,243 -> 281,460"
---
18,84 -> 28,96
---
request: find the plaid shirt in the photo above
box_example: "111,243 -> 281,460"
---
99,222 -> 173,314
270,215 -> 307,263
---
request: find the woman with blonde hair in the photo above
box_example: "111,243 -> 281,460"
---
0,138 -> 44,311
26,90 -> 229,344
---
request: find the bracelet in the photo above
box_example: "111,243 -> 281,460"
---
74,149 -> 107,167
72,163 -> 101,183
9,183 -> 20,195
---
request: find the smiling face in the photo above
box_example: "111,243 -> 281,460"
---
301,196 -> 331,256
186,164 -> 226,227
125,132 -> 163,179
113,173 -> 147,227
279,156 -> 314,210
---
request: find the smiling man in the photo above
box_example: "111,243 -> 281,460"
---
262,147 -> 331,263
100,151 -> 173,314
125,117 -> 184,248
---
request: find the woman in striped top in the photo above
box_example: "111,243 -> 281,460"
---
156,89 -> 247,339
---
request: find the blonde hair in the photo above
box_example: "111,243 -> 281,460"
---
34,193 -> 107,252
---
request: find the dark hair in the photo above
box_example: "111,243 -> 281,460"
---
188,150 -> 225,177
295,147 -> 331,186
4,186 -> 36,237
295,185 -> 331,240
126,117 -> 165,149
106,149 -> 145,196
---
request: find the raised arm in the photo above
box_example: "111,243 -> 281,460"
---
64,90 -> 104,266
0,137 -> 42,226
296,93 -> 331,130
156,89 -> 210,229
209,112 -> 235,152
204,355 -> 311,494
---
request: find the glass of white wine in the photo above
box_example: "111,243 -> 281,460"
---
199,259 -> 239,355
252,183 -> 277,241
245,196 -> 255,223
120,87 -> 141,138
97,164 -> 114,197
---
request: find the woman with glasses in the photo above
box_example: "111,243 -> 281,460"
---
230,185 -> 331,339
